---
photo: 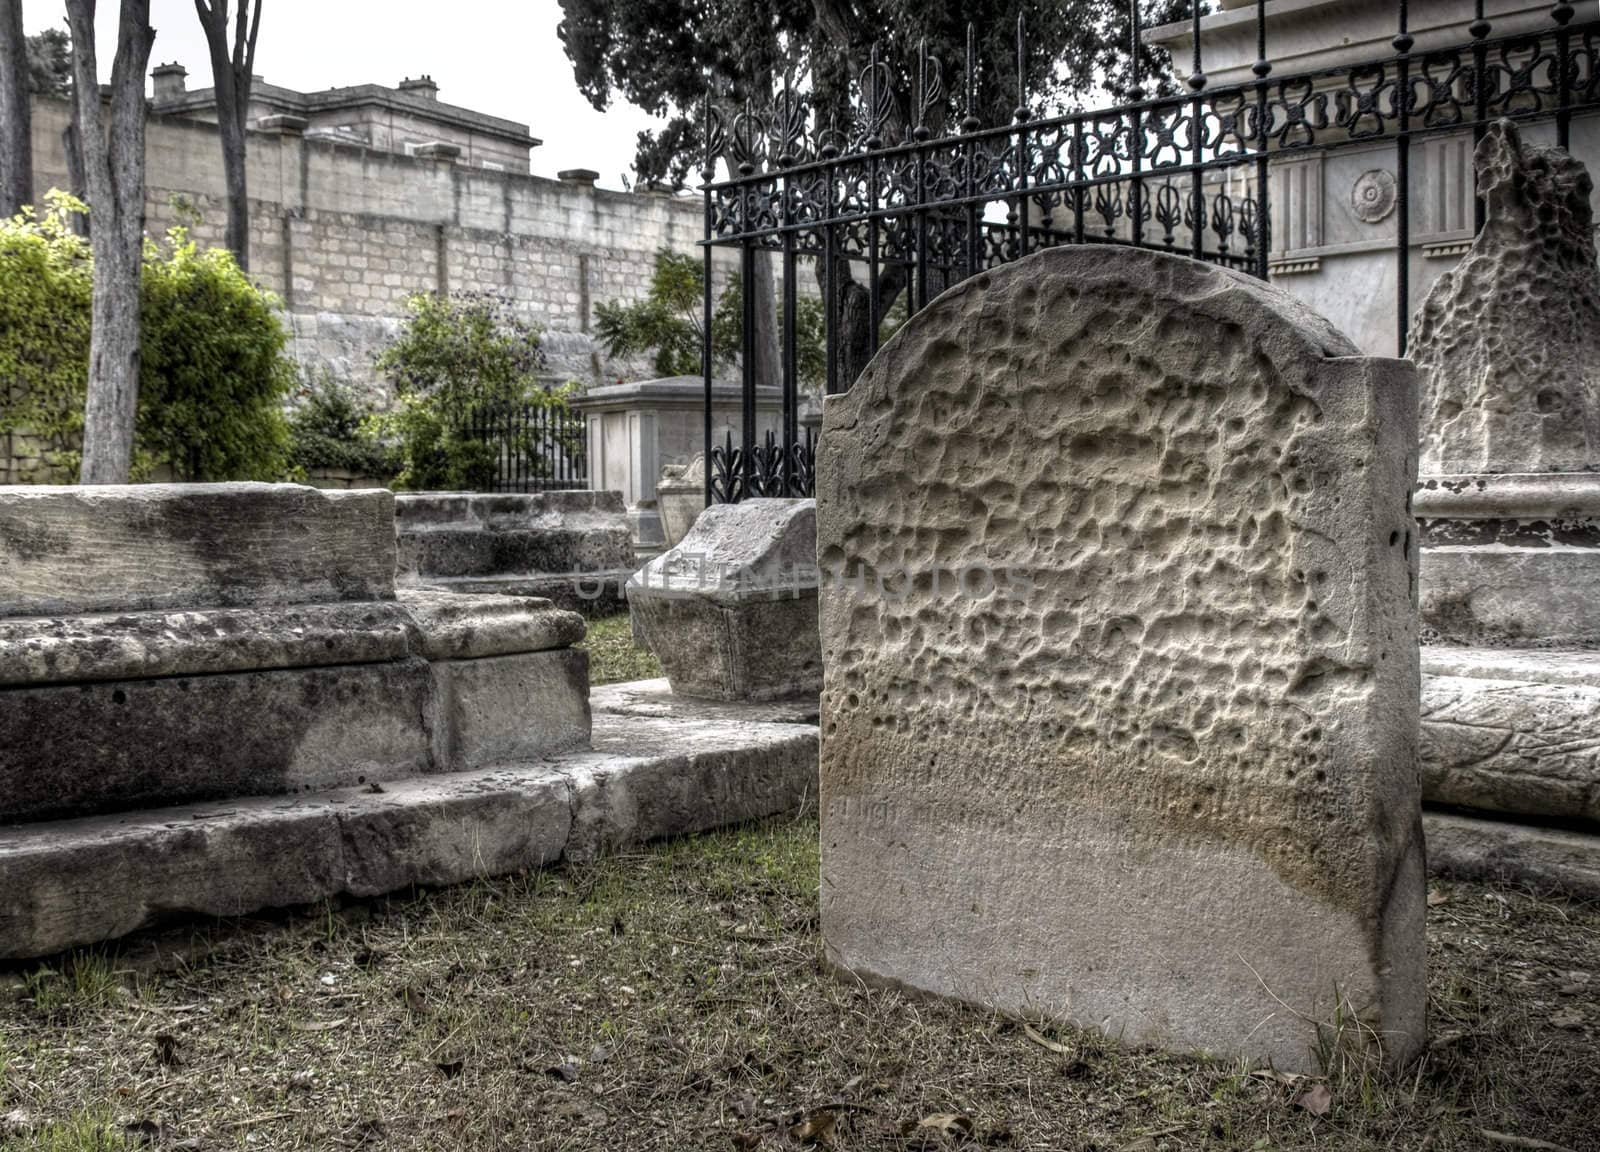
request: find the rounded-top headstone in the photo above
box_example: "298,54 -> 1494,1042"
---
817,245 -> 1424,1072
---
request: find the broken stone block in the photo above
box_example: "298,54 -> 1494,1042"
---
627,498 -> 820,702
394,490 -> 634,613
1411,119 -> 1600,474
817,246 -> 1424,1073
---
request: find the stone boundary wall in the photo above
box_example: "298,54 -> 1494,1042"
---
25,96 -> 729,403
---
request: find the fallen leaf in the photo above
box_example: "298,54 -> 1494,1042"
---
730,1131 -> 762,1150
731,1090 -> 758,1119
1427,887 -> 1451,907
400,986 -> 427,1017
545,1061 -> 580,1083
789,1109 -> 838,1146
1023,1022 -> 1073,1056
1548,1010 -> 1585,1031
1116,1139 -> 1157,1152
1296,1082 -> 1333,1116
291,1017 -> 348,1032
2,1109 -> 37,1138
435,1058 -> 464,1078
919,1113 -> 974,1139
588,1043 -> 613,1065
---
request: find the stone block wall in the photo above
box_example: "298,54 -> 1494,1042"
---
24,96 -> 725,405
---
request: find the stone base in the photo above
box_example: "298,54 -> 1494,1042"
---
630,592 -> 822,702
0,682 -> 818,960
1421,647 -> 1600,824
1417,473 -> 1600,647
1425,809 -> 1600,900
0,591 -> 592,823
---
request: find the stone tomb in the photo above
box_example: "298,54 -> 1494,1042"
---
817,246 -> 1425,1072
0,484 -> 589,824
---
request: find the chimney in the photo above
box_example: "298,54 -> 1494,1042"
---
398,75 -> 439,101
558,168 -> 599,188
151,62 -> 187,102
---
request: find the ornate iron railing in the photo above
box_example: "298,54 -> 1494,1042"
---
700,2 -> 1600,502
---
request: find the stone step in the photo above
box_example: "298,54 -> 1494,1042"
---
1425,809 -> 1600,901
0,683 -> 817,960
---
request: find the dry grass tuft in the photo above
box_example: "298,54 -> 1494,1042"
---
1,817 -> 1596,1151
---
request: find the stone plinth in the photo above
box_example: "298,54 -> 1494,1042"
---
627,498 -> 820,702
394,490 -> 634,615
0,484 -> 590,824
818,246 -> 1424,1073
570,377 -> 781,551
1416,473 -> 1600,648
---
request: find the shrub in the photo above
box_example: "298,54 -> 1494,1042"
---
0,191 -> 296,482
286,370 -> 398,480
374,292 -> 561,491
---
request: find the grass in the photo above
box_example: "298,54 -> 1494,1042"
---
1,818 -> 1596,1151
578,611 -> 662,686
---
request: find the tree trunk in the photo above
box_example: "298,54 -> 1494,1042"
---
749,249 -> 780,391
820,254 -> 906,390
195,0 -> 260,270
62,111 -> 88,235
67,0 -> 155,485
0,0 -> 31,217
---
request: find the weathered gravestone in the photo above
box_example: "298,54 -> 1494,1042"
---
818,246 -> 1425,1072
1412,119 -> 1600,476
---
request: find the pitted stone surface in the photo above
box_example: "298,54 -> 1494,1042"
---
628,499 -> 821,702
0,483 -> 396,615
818,246 -> 1424,1072
1411,120 -> 1600,475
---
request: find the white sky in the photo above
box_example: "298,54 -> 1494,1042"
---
22,0 -> 663,189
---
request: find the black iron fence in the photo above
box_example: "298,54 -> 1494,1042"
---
461,398 -> 588,494
700,1 -> 1600,503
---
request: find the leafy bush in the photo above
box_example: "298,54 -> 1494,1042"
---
374,292 -> 562,491
136,231 -> 293,481
0,192 -> 92,478
286,370 -> 398,480
596,247 -> 825,391
0,191 -> 296,482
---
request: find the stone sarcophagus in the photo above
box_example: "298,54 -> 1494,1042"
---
0,483 -> 589,824
817,246 -> 1425,1073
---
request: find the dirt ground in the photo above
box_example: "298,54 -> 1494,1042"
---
2,815 -> 1597,1152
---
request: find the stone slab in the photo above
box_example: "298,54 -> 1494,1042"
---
1423,647 -> 1600,687
818,246 -> 1424,1073
0,484 -> 396,616
397,588 -> 586,660
1423,673 -> 1600,823
431,648 -> 591,770
0,691 -> 819,959
1425,810 -> 1600,901
590,677 -> 819,726
0,601 -> 414,688
394,491 -> 634,581
415,573 -> 630,616
0,659 -> 436,824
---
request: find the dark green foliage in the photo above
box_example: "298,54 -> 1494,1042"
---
558,0 -> 1199,191
26,30 -> 71,98
286,371 -> 399,480
0,193 -> 295,482
596,248 -> 826,391
136,231 -> 294,481
373,292 -> 565,492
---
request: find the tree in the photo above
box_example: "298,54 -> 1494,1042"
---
0,0 -> 30,217
559,0 -> 1191,387
66,0 -> 156,484
27,28 -> 72,96
193,0 -> 261,269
